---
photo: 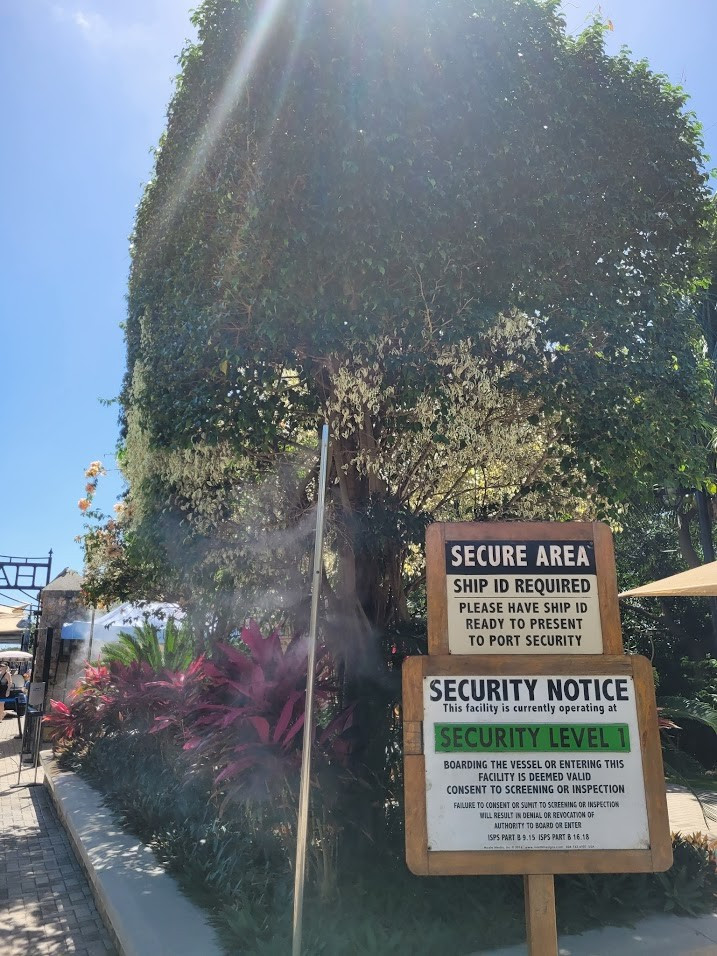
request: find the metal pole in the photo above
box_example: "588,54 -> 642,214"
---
87,607 -> 96,662
292,423 -> 330,956
694,489 -> 717,653
29,615 -> 41,683
42,628 -> 53,685
33,711 -> 43,784
16,716 -> 24,787
42,627 -> 53,712
16,702 -> 31,786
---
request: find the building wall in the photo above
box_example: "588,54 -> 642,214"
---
36,584 -> 87,703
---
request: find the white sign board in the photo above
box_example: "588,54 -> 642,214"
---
444,539 -> 604,655
423,672 -> 649,852
28,682 -> 46,708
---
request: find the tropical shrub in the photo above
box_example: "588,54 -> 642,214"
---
101,619 -> 198,671
44,658 -> 207,780
47,621 -> 360,903
173,622 -> 356,802
47,622 -> 356,802
658,695 -> 717,783
656,833 -> 717,916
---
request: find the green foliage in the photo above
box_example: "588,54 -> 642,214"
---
50,656 -> 717,953
86,9 -> 717,940
53,723 -> 717,954
613,499 -> 717,772
659,693 -> 717,786
48,624 -> 358,829
656,833 -> 717,915
116,0 -> 715,635
130,0 -> 710,457
660,696 -> 717,737
676,656 -> 717,710
555,871 -> 659,932
555,833 -> 717,928
614,500 -> 714,667
101,620 -> 197,671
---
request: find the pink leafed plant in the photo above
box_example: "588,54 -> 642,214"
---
175,622 -> 357,803
45,621 -> 357,806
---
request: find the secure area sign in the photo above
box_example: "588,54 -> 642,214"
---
426,522 -> 622,655
403,655 -> 672,875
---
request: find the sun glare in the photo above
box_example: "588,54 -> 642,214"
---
150,0 -> 295,253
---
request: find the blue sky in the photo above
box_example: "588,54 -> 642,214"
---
1,0 -> 716,591
0,0 -> 196,590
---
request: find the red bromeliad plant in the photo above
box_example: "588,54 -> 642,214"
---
46,622 -> 357,807
44,659 -> 207,755
44,664 -> 115,750
166,621 -> 357,804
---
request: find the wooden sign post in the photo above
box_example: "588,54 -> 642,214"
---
405,522 -> 672,955
523,874 -> 557,956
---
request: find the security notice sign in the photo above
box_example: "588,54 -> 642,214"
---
426,522 -> 622,655
426,673 -> 645,852
403,655 -> 672,875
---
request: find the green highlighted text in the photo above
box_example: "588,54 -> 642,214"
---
434,722 -> 630,753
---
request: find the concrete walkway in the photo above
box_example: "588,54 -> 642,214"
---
666,782 -> 717,837
480,911 -> 717,956
0,713 -> 116,955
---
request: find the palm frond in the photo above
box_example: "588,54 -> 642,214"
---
101,619 -> 196,671
659,696 -> 717,735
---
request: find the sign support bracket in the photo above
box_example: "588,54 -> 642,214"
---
524,874 -> 557,956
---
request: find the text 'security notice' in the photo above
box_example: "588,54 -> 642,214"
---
423,674 -> 649,852
445,540 -> 604,654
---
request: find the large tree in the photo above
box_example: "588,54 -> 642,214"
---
121,0 -> 713,666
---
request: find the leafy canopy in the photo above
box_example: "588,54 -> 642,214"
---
127,0 -> 711,482
116,0 -> 715,624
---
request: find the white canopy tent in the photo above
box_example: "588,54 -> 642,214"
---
0,649 -> 33,662
620,561 -> 717,598
61,602 -> 185,654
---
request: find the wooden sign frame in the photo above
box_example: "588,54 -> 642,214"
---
426,521 -> 622,656
403,654 -> 672,876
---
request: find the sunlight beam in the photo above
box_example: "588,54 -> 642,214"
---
147,0 -> 290,255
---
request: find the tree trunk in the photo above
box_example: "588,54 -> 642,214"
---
677,509 -> 701,569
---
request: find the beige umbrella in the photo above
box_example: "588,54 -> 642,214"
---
0,604 -> 29,634
620,561 -> 717,597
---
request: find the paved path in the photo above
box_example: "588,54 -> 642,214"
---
666,782 -> 717,837
479,911 -> 717,956
0,712 -> 116,956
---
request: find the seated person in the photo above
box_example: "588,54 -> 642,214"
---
6,667 -> 28,716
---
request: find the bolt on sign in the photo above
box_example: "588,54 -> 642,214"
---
403,655 -> 672,876
426,522 -> 622,655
